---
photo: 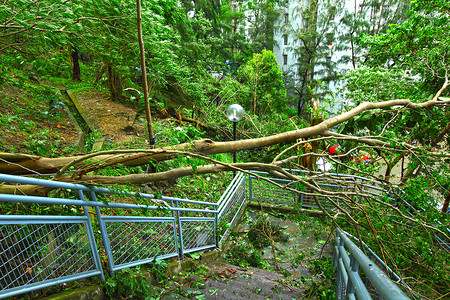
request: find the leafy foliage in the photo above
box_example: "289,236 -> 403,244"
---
238,49 -> 286,115
104,267 -> 161,299
247,214 -> 289,249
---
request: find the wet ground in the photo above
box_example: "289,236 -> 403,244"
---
158,209 -> 334,299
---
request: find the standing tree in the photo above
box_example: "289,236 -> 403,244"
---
285,0 -> 342,117
238,49 -> 286,115
338,0 -> 411,69
136,0 -> 154,144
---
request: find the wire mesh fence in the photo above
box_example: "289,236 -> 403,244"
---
249,176 -> 296,205
179,218 -> 216,254
0,171 -> 424,300
0,173 -> 219,299
101,217 -> 178,271
248,170 -> 391,210
0,216 -> 101,298
217,173 -> 246,246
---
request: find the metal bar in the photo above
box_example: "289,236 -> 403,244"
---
101,216 -> 174,223
249,174 -> 253,201
214,207 -> 218,248
175,201 -> 183,259
0,174 -> 92,191
0,193 -> 218,214
79,191 -> 105,281
111,253 -> 179,272
0,215 -> 88,224
89,191 -> 115,276
0,270 -> 102,299
170,200 -> 180,258
181,245 -> 216,255
345,256 -> 371,300
336,229 -> 409,299
179,217 -> 216,222
233,121 -> 236,165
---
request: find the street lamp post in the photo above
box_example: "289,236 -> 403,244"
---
226,104 -> 245,176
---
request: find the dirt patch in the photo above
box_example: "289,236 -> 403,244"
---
0,83 -> 78,156
75,90 -> 146,144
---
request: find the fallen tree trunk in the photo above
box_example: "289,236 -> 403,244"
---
0,96 -> 449,176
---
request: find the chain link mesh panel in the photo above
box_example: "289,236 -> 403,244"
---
180,219 -> 215,253
104,219 -> 177,268
300,184 -> 356,209
218,177 -> 246,241
0,220 -> 97,294
249,176 -> 295,205
249,175 -> 366,210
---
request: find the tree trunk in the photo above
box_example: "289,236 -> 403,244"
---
431,121 -> 450,147
71,50 -> 81,82
253,82 -> 258,115
136,0 -> 154,144
106,63 -> 122,101
0,97 -> 448,176
442,191 -> 450,214
306,115 -> 323,170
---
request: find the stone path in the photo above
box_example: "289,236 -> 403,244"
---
161,258 -> 305,300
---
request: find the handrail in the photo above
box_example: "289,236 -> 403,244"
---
0,174 -> 218,208
0,173 -> 219,299
335,229 -> 410,299
344,232 -> 418,297
0,193 -> 218,214
1,170 -> 438,300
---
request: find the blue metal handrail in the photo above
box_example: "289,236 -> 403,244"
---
0,173 -> 218,299
334,229 -> 410,300
1,169 -> 441,300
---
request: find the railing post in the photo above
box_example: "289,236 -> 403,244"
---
78,190 -> 105,281
214,204 -> 219,248
170,200 -> 180,259
174,200 -> 183,260
249,175 -> 253,202
244,173 -> 247,203
89,191 -> 115,275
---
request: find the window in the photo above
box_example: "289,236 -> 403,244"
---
283,35 -> 288,45
283,54 -> 288,65
284,13 -> 288,23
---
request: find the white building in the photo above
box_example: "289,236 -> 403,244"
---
271,0 -> 366,114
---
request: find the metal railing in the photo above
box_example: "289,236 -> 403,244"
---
248,169 -> 390,210
247,170 -> 415,299
1,169 -> 437,300
217,172 -> 246,246
334,229 -> 409,300
391,190 -> 450,252
0,174 -> 218,299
